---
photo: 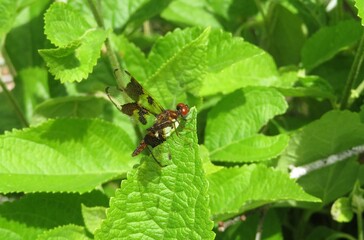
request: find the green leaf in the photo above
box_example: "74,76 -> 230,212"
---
208,164 -> 320,220
95,108 -> 215,239
102,0 -> 172,32
39,29 -> 108,82
0,192 -> 108,240
0,118 -> 135,193
265,3 -> 306,66
279,111 -> 364,203
81,205 -> 106,235
144,27 -> 210,108
297,160 -> 360,205
161,0 -> 222,28
201,29 -> 280,96
205,87 -> 288,163
32,96 -> 107,123
37,225 -> 90,240
282,111 -> 364,166
277,74 -> 336,100
44,2 -> 91,47
302,20 -> 363,70
0,0 -> 17,43
331,197 -> 353,222
355,0 -> 364,26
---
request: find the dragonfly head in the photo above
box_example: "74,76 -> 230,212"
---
176,103 -> 189,118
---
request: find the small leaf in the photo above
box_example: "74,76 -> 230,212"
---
95,108 -> 215,239
277,74 -> 336,100
355,0 -> 364,26
331,197 -> 353,222
44,2 -> 91,47
37,225 -> 90,240
201,29 -> 280,96
208,164 -> 320,220
81,205 -> 106,235
0,118 -> 135,193
205,87 -> 288,163
161,0 -> 222,28
39,29 -> 108,82
302,20 -> 363,70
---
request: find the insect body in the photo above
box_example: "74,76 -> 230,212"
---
106,72 -> 189,158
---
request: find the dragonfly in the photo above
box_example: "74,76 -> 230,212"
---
106,71 -> 190,161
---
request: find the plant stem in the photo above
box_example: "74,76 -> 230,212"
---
340,31 -> 364,109
255,206 -> 268,240
87,0 -> 143,140
357,205 -> 363,240
87,0 -> 128,90
0,78 -> 29,127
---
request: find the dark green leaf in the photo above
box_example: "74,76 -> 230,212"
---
302,20 -> 363,70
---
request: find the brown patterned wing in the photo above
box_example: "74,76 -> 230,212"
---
105,74 -> 165,125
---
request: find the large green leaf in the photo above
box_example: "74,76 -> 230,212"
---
301,20 -> 363,71
279,110 -> 364,204
95,108 -> 215,239
265,3 -> 306,66
0,192 -> 107,240
0,118 -> 135,193
205,87 -> 288,163
37,225 -> 89,240
208,164 -> 320,220
144,27 -> 209,108
201,30 -> 280,96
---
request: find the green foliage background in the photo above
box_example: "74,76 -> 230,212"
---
0,0 -> 364,239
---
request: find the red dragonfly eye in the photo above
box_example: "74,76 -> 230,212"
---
176,103 -> 189,117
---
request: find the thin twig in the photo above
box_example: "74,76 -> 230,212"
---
0,78 -> 29,127
340,32 -> 364,109
290,144 -> 364,179
255,206 -> 268,240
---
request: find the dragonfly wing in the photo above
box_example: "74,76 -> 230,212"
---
124,77 -> 165,116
